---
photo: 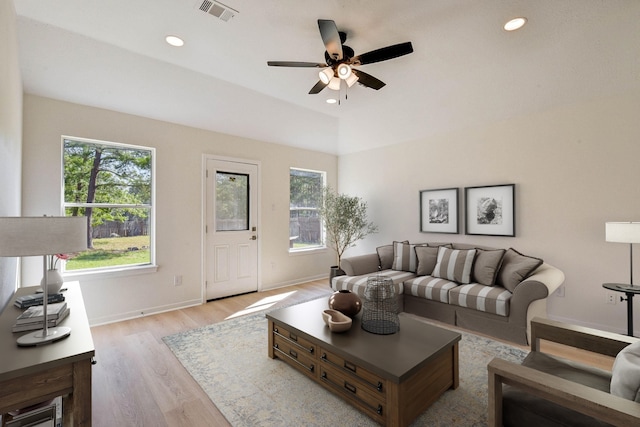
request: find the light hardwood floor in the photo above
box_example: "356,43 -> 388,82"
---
90,279 -> 333,427
90,280 -> 614,426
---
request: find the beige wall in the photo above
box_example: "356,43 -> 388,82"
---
21,95 -> 337,324
339,93 -> 640,335
0,1 -> 23,310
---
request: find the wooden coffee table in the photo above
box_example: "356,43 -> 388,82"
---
267,297 -> 461,427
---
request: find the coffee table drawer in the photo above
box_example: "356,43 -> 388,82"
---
272,324 -> 315,355
319,347 -> 385,395
320,363 -> 385,423
273,335 -> 316,378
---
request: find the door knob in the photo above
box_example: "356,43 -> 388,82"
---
250,235 -> 257,240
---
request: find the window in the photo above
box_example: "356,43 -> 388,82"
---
215,171 -> 249,231
62,137 -> 154,272
289,168 -> 325,251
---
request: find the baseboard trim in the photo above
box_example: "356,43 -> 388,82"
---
89,298 -> 202,326
261,273 -> 329,291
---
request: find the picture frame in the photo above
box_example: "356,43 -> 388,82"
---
420,188 -> 459,234
465,184 -> 515,236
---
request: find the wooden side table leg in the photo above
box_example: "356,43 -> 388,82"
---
69,360 -> 92,426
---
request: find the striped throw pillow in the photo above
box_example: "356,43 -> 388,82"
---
392,241 -> 421,273
432,247 -> 477,284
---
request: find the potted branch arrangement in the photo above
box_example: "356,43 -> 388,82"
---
319,186 -> 378,285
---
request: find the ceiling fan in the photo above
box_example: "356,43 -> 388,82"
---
267,19 -> 414,95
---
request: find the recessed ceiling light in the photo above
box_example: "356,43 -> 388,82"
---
326,98 -> 337,104
504,17 -> 527,32
165,35 -> 184,47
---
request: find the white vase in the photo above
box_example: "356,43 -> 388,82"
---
40,269 -> 64,294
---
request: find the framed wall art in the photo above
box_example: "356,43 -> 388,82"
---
420,187 -> 459,234
465,184 -> 515,236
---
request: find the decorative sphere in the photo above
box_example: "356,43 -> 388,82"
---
328,290 -> 362,317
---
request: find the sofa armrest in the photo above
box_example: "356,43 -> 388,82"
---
488,357 -> 640,427
340,253 -> 380,276
530,317 -> 639,355
523,262 -> 565,296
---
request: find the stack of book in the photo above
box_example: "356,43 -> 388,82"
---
14,292 -> 65,309
12,302 -> 70,333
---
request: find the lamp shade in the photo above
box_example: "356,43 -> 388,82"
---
605,222 -> 640,244
0,216 -> 87,257
319,67 -> 334,85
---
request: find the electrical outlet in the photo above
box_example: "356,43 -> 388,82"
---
606,292 -> 617,305
174,275 -> 183,286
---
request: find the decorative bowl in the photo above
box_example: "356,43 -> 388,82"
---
322,309 -> 353,333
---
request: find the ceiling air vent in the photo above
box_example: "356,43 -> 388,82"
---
197,0 -> 238,22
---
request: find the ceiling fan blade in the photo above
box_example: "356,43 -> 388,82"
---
267,61 -> 326,68
318,19 -> 343,61
308,80 -> 328,94
351,69 -> 386,90
351,42 -> 414,66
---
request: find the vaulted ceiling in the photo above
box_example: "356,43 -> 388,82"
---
14,0 -> 640,155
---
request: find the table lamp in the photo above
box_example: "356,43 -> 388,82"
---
606,221 -> 640,287
0,216 -> 87,346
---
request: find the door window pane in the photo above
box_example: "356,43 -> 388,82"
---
216,172 -> 249,231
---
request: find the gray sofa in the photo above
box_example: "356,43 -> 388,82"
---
331,242 -> 565,345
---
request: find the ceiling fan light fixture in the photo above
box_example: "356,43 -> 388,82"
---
319,68 -> 334,84
328,77 -> 341,91
326,98 -> 337,104
504,17 -> 527,31
345,73 -> 359,87
337,63 -> 352,79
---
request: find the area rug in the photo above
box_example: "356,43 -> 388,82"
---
163,304 -> 527,426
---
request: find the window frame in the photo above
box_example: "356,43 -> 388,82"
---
289,167 -> 326,254
61,135 -> 157,278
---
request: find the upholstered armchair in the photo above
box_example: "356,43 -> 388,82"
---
488,317 -> 640,426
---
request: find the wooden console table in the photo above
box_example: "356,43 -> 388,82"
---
0,282 -> 94,426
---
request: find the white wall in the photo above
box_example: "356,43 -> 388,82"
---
0,0 -> 23,311
21,95 -> 337,324
339,93 -> 640,335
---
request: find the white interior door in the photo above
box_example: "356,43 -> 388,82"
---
205,158 -> 259,300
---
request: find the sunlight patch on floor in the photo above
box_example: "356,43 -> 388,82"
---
225,290 -> 298,320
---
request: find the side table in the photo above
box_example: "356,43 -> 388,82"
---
602,283 -> 640,337
0,282 -> 95,426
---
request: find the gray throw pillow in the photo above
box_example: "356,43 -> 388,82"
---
473,248 -> 506,286
376,244 -> 396,270
415,246 -> 439,276
432,247 -> 477,284
496,248 -> 543,292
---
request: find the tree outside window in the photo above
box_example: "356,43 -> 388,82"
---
289,168 -> 325,250
63,137 -> 154,271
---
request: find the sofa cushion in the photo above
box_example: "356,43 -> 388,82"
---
611,341 -> 640,402
449,284 -> 511,316
392,241 -> 425,273
403,276 -> 458,303
332,269 -> 414,298
378,241 -> 407,270
414,244 -> 452,276
473,248 -> 506,286
497,248 -> 543,292
432,247 -> 476,284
